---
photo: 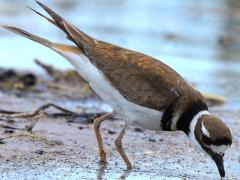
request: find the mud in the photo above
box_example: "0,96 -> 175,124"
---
0,72 -> 239,179
0,0 -> 240,178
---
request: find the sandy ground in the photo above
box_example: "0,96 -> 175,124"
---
1,0 -> 240,179
0,91 -> 239,180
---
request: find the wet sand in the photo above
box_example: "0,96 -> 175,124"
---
0,84 -> 239,179
0,0 -> 240,179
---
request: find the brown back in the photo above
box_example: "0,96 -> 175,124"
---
87,41 -> 196,111
34,1 -> 200,111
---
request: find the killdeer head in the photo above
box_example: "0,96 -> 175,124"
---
191,113 -> 232,177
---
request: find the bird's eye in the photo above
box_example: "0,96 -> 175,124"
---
202,135 -> 212,145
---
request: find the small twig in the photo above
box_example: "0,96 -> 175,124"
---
0,103 -> 105,134
0,109 -> 21,114
0,124 -> 22,130
0,103 -> 82,132
35,59 -> 62,81
0,103 -> 79,118
25,110 -> 45,132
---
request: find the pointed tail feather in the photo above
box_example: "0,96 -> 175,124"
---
2,25 -> 54,49
35,0 -> 66,32
2,25 -> 81,55
27,6 -> 71,40
35,0 -> 96,52
27,6 -> 57,27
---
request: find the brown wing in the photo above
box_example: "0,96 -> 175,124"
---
29,2 -> 196,111
86,41 -> 194,110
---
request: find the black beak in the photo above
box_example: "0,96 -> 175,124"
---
212,153 -> 225,177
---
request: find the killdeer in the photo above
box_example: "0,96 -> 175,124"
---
2,1 -> 232,177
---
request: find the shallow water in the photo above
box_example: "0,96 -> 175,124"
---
0,0 -> 240,110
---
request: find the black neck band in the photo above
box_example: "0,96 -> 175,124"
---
176,100 -> 208,135
161,99 -> 178,131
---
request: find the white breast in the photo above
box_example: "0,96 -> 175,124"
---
62,52 -> 163,131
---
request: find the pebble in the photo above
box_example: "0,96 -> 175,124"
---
4,129 -> 15,134
0,139 -> 5,144
134,127 -> 144,132
148,138 -> 156,142
35,149 -> 45,155
78,126 -> 84,130
107,129 -> 116,134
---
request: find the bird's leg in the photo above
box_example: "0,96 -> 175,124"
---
115,121 -> 132,169
93,113 -> 112,163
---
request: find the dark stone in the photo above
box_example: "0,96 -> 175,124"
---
35,149 -> 44,155
4,129 -> 15,134
78,126 -> 84,130
0,69 -> 16,81
148,138 -> 156,142
0,139 -> 5,144
134,127 -> 144,132
21,73 -> 37,86
107,129 -> 116,134
6,119 -> 15,124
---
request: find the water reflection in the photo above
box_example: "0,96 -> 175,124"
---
96,163 -> 107,180
119,170 -> 131,179
96,163 -> 132,180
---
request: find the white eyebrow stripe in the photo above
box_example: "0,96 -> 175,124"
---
189,110 -> 210,149
201,122 -> 210,138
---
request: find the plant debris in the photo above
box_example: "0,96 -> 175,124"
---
0,60 -> 94,99
0,69 -> 37,91
0,131 -> 63,146
35,59 -> 86,83
0,103 -> 105,133
3,129 -> 15,134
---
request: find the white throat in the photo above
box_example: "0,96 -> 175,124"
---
189,110 -> 210,149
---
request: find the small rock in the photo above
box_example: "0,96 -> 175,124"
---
35,149 -> 44,155
4,129 -> 15,134
21,73 -> 37,86
78,126 -> 84,130
6,119 -> 15,124
0,69 -> 16,81
107,129 -> 116,134
0,139 -> 5,144
134,127 -> 144,132
148,138 -> 156,142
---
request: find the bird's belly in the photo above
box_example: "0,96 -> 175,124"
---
66,53 -> 162,131
125,106 -> 163,131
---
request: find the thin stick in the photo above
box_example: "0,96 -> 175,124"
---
0,103 -> 79,118
0,124 -> 22,130
0,110 -> 21,114
25,110 -> 45,132
0,103 -> 105,133
0,103 -> 82,132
